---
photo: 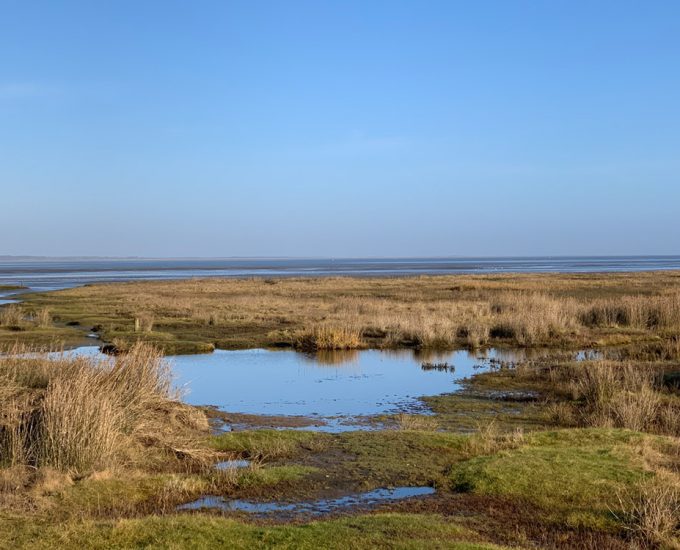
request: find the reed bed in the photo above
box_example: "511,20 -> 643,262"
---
0,343 -> 203,474
517,359 -> 680,436
15,272 -> 680,351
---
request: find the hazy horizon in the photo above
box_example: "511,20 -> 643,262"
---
3,254 -> 680,261
2,1 -> 679,257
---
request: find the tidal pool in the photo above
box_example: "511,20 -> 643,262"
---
177,486 -> 436,516
54,346 -> 575,431
170,348 -> 507,419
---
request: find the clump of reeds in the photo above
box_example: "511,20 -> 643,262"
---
0,305 -> 52,330
0,305 -> 24,328
134,314 -> 154,333
464,421 -> 525,456
572,362 -> 678,435
580,293 -> 680,330
396,413 -> 439,431
294,325 -> 362,351
30,308 -> 51,328
0,343 -> 191,474
616,478 -> 680,548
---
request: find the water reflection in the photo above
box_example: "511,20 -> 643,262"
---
48,345 -> 594,432
301,349 -> 361,366
177,486 -> 436,516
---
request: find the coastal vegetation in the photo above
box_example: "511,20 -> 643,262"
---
2,271 -> 680,353
0,273 -> 679,548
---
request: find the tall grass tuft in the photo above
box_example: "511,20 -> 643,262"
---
295,325 -> 362,351
0,343 -> 181,474
572,362 -> 677,434
36,364 -> 123,472
0,305 -> 24,328
617,479 -> 680,548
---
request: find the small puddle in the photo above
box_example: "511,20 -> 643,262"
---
177,486 -> 435,516
215,459 -> 250,470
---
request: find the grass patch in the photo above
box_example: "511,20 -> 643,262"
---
0,512 -> 507,549
0,344 -> 210,473
450,428 -> 652,530
210,430 -> 331,460
337,430 -> 467,487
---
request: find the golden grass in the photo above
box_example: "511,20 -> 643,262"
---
14,271 -> 680,352
0,305 -> 23,328
0,343 -> 204,474
617,476 -> 680,548
396,413 -> 439,431
569,362 -> 679,435
294,325 -> 362,351
463,421 -> 525,456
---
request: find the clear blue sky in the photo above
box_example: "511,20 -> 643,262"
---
1,0 -> 678,257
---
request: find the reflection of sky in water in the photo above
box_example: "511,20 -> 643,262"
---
178,486 -> 436,515
170,348 -> 488,417
50,346 -> 568,422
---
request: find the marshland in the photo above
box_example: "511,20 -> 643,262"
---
6,0 -> 680,546
0,272 -> 679,549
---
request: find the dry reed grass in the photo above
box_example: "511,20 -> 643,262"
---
22,272 -> 680,351
294,325 -> 362,350
396,413 -> 439,431
570,362 -> 679,435
0,305 -> 53,330
0,305 -> 24,328
616,477 -> 680,548
0,343 -> 203,475
464,421 -> 525,456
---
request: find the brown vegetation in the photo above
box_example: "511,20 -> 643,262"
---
12,271 -> 680,352
617,477 -> 680,548
0,343 -> 208,474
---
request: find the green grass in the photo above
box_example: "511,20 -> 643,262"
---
210,430 -> 331,459
450,428 -> 650,530
337,430 -> 467,487
40,467 -> 317,521
0,513 -> 507,550
422,393 -> 549,432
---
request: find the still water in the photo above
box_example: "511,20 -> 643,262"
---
61,346 -> 555,430
178,486 -> 436,516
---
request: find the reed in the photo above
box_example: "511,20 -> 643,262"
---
0,343 -> 187,474
0,305 -> 23,328
617,478 -> 680,548
18,272 -> 680,352
294,325 -> 362,351
571,362 -> 678,435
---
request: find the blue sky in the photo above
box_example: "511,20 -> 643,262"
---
1,0 -> 678,257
